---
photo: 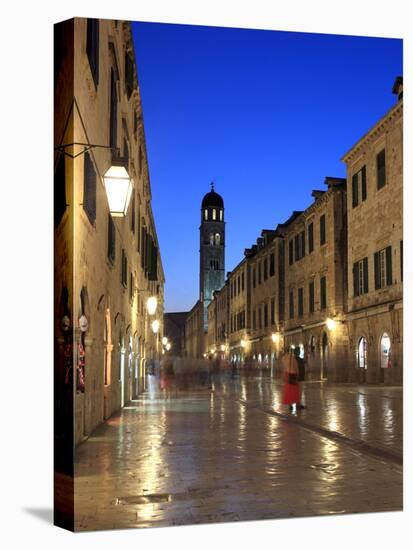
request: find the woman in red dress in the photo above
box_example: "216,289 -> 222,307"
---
281,349 -> 300,412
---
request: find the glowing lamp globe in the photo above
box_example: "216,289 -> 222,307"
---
162,336 -> 168,346
326,318 -> 336,331
146,296 -> 158,316
103,164 -> 133,217
151,319 -> 160,334
166,342 -> 171,351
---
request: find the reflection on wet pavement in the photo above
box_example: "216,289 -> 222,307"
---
74,373 -> 402,531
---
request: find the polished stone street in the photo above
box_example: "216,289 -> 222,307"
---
74,374 -> 402,531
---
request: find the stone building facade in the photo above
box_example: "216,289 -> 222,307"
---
245,230 -> 284,371
228,259 -> 249,362
342,78 -> 403,385
54,18 -> 165,447
282,178 -> 348,382
185,301 -> 204,358
163,312 -> 187,358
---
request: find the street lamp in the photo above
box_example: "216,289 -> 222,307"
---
240,339 -> 246,348
162,336 -> 168,346
166,342 -> 171,351
146,296 -> 158,316
151,319 -> 160,334
326,318 -> 336,331
271,332 -> 280,344
103,162 -> 133,217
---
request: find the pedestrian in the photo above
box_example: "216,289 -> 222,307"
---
294,347 -> 306,409
281,348 -> 301,412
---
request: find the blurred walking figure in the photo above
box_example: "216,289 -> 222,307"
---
281,348 -> 300,412
294,347 -> 306,409
160,356 -> 174,399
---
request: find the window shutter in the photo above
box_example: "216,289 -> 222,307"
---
363,257 -> 369,294
83,152 -> 96,224
54,154 -> 66,226
361,166 -> 367,201
301,231 -> 305,257
374,252 -> 381,290
386,246 -> 392,286
352,174 -> 359,207
110,69 -> 118,150
353,262 -> 359,296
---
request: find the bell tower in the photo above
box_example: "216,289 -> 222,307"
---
200,182 -> 225,332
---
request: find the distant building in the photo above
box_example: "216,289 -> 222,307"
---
163,312 -> 187,357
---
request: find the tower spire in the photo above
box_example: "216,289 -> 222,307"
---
211,181 -> 214,192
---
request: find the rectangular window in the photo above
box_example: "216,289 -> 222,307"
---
269,253 -> 275,276
374,246 -> 392,289
298,288 -> 303,317
270,299 -> 275,325
264,303 -> 268,327
352,166 -> 367,207
258,262 -> 262,285
263,257 -> 268,281
258,307 -> 262,329
237,276 -> 240,295
125,51 -> 134,99
320,214 -> 326,246
253,267 -> 256,289
109,68 -> 118,150
353,257 -> 369,296
242,271 -> 245,291
83,152 -> 96,224
253,310 -> 256,330
308,222 -> 314,253
289,239 -> 294,265
309,281 -> 314,313
377,149 -> 386,189
121,249 -> 128,287
294,234 -> 299,262
300,231 -> 305,258
86,19 -> 99,87
320,276 -> 327,310
289,290 -> 294,319
107,214 -> 116,263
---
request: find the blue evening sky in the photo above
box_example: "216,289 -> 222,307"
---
131,22 -> 402,313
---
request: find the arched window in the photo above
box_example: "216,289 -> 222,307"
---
212,208 -> 216,220
358,337 -> 368,368
219,209 -> 223,221
210,233 -> 214,245
215,233 -> 221,246
204,209 -> 208,220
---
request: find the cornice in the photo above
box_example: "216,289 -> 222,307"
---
341,101 -> 403,164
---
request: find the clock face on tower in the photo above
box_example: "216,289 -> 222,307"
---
200,183 -> 225,331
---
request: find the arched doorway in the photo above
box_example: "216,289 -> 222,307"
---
358,337 -> 368,369
379,333 -> 391,382
321,333 -> 328,380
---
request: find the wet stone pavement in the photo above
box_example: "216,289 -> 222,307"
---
74,374 -> 402,531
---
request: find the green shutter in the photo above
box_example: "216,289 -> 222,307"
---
374,252 -> 381,290
352,173 -> 358,207
361,166 -> 367,201
363,257 -> 368,294
386,246 -> 392,286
